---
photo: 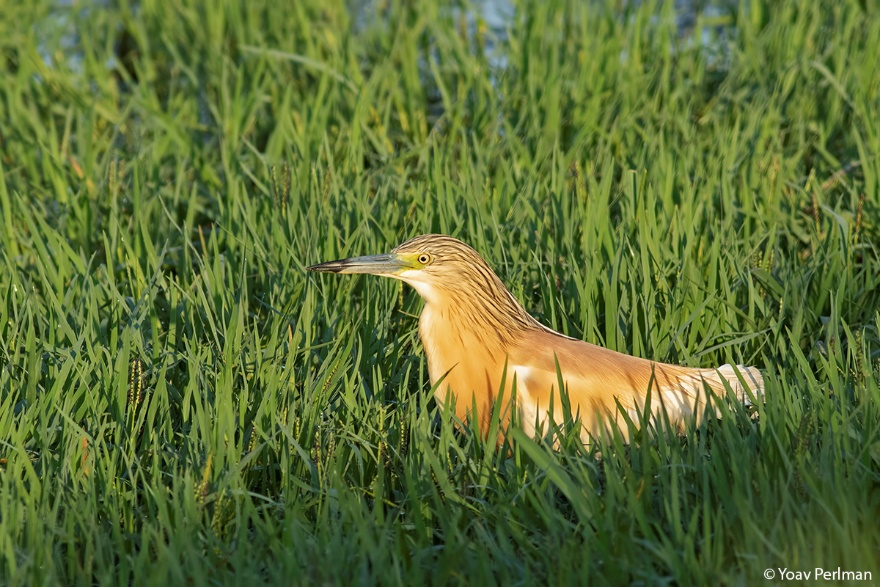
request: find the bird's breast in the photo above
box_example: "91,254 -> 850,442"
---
418,303 -> 510,417
419,304 -> 473,386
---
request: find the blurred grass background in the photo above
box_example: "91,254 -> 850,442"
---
1,0 -> 879,584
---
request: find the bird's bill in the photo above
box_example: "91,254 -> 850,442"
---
306,253 -> 412,275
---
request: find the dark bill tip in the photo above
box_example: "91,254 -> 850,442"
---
306,260 -> 351,273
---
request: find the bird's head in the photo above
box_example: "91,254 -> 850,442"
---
306,234 -> 494,305
308,233 -> 541,332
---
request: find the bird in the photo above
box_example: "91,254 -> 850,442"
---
307,234 -> 764,444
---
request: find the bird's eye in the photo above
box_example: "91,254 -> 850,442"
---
417,253 -> 432,265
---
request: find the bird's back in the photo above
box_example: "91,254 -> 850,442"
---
445,327 -> 764,443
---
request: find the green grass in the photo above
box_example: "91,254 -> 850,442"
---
1,0 -> 879,584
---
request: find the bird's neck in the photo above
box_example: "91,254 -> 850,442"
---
417,286 -> 542,380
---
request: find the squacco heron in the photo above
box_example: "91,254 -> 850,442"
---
308,234 -> 764,443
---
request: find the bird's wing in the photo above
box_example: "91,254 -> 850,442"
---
506,329 -> 737,437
